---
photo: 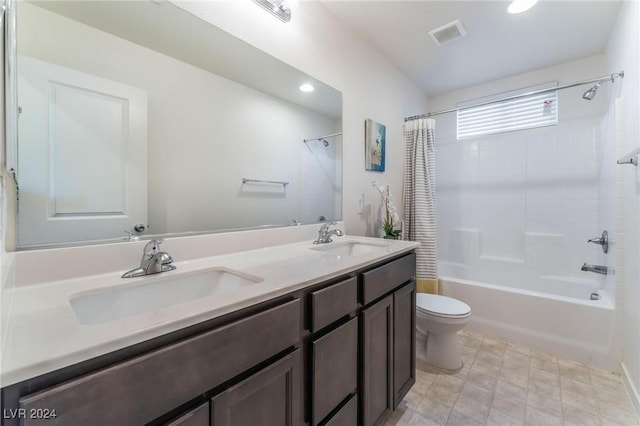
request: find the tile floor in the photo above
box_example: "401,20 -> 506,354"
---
387,330 -> 640,426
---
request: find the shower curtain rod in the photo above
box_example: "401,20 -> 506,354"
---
303,132 -> 343,143
404,71 -> 624,122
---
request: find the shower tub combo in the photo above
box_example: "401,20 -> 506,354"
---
430,69 -> 623,371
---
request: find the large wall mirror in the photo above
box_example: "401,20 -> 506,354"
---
10,0 -> 342,249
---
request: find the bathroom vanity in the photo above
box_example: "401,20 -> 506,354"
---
0,237 -> 417,426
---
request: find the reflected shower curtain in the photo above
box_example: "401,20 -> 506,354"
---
403,118 -> 438,294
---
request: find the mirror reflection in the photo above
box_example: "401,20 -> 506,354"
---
15,0 -> 343,248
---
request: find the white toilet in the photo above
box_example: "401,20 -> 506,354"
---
416,293 -> 471,370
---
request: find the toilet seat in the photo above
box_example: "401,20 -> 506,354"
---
416,294 -> 471,318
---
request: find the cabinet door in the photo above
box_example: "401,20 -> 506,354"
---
311,317 -> 358,425
164,403 -> 209,426
324,395 -> 358,426
393,281 -> 416,408
211,350 -> 301,426
361,295 -> 393,426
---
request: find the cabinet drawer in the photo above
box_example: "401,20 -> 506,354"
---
311,317 -> 358,425
361,252 -> 416,305
164,403 -> 209,426
309,277 -> 357,332
19,299 -> 301,426
324,394 -> 357,426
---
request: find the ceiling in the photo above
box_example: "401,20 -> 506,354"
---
321,0 -> 622,96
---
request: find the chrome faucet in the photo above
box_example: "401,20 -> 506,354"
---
313,222 -> 344,244
122,239 -> 176,278
581,263 -> 608,275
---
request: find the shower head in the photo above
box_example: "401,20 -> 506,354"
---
582,73 -> 621,101
582,82 -> 601,101
320,138 -> 329,147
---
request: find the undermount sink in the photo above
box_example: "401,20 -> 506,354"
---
309,241 -> 389,258
69,268 -> 263,325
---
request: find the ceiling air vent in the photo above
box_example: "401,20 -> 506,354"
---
428,19 -> 467,46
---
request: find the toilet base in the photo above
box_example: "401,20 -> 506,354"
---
424,330 -> 463,371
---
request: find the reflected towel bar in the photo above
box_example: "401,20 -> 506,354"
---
617,147 -> 640,166
303,132 -> 342,143
242,178 -> 289,186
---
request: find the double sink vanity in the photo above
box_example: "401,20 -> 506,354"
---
1,230 -> 418,426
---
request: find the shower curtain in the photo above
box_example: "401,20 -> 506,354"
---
403,117 -> 438,294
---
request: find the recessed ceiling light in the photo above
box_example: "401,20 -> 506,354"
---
507,0 -> 538,14
299,84 -> 315,93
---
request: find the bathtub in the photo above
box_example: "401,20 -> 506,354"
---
439,274 -> 618,370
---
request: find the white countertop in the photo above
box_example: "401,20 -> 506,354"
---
1,235 -> 418,387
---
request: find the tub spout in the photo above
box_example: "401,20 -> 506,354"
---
581,263 -> 608,275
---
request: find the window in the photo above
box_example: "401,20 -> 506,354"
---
457,82 -> 558,140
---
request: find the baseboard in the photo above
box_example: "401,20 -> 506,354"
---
621,362 -> 640,418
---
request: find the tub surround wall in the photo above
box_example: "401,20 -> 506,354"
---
431,55 -> 611,297
605,0 -> 640,414
431,55 -> 627,376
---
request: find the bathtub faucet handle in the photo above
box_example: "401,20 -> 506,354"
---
587,230 -> 608,254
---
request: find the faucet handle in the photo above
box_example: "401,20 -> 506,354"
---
143,239 -> 164,257
320,222 -> 337,232
587,230 -> 609,253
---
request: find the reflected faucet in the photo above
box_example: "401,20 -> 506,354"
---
313,222 -> 344,244
122,239 -> 176,278
581,263 -> 608,275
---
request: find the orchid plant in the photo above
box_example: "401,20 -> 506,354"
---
372,181 -> 401,239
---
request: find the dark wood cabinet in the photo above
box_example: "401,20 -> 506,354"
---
360,253 -> 416,305
2,251 -> 416,426
360,256 -> 417,426
210,350 -> 301,426
164,403 -> 210,426
393,282 -> 416,408
309,277 -> 357,332
324,395 -> 358,426
15,300 -> 300,426
311,317 -> 358,425
361,295 -> 394,426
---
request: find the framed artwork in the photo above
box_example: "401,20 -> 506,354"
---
365,119 -> 385,171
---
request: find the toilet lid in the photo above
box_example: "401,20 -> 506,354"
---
416,294 -> 471,317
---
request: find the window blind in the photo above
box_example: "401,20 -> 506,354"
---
457,83 -> 558,140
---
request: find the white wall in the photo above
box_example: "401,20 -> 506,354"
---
172,1 -> 429,237
605,0 -> 640,413
18,2 -> 341,236
431,56 -> 613,292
